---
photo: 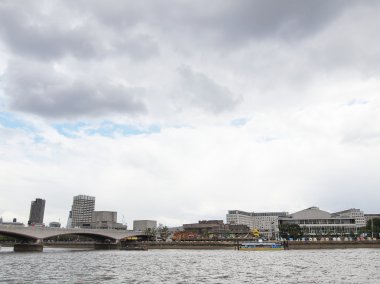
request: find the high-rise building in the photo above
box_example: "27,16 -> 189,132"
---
66,210 -> 73,228
28,198 -> 45,226
70,195 -> 95,228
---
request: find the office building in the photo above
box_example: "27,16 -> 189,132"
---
70,195 -> 95,228
133,220 -> 157,231
28,198 -> 45,226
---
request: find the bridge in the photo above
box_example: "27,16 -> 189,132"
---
0,225 -> 146,251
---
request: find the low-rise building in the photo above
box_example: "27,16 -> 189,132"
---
226,210 -> 289,239
183,220 -> 250,239
49,221 -> 61,228
89,211 -> 126,230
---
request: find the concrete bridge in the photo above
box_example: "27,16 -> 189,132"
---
0,225 -> 145,251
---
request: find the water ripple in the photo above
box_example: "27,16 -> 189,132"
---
0,247 -> 379,283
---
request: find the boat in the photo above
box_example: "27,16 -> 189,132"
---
239,241 -> 284,251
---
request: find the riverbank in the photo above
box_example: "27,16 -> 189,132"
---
2,240 -> 379,250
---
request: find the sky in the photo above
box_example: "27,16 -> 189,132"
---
0,0 -> 379,228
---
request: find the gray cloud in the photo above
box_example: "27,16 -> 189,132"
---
0,0 -> 357,62
0,1 -> 159,61
4,60 -> 146,118
177,65 -> 241,113
73,0 -> 355,47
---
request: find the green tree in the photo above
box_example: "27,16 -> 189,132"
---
279,224 -> 303,240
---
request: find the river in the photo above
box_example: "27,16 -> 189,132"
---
0,247 -> 379,283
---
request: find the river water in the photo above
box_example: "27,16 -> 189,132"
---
0,247 -> 379,283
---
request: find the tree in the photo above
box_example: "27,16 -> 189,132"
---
279,224 -> 303,240
144,228 -> 157,241
365,218 -> 380,237
158,226 -> 170,241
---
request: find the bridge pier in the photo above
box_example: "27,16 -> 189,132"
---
14,243 -> 43,252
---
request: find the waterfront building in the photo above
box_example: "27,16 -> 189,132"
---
226,210 -> 289,239
332,208 -> 366,228
279,206 -> 357,237
90,211 -> 126,230
182,220 -> 250,239
133,220 -> 157,231
70,195 -> 95,228
28,198 -> 45,226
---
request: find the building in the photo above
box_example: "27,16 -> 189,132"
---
279,207 -> 357,237
70,195 -> 95,228
183,220 -> 224,235
332,208 -> 366,228
90,211 -> 126,230
66,210 -> 73,228
28,198 -> 45,226
182,220 -> 250,239
133,220 -> 157,231
226,210 -> 289,239
49,221 -> 61,228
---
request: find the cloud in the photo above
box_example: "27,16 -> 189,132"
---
4,59 -> 147,118
73,0 -> 355,47
1,0 -> 380,226
0,1 -> 159,61
176,65 -> 241,113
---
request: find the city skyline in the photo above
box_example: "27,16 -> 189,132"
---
1,1 -> 380,227
1,193 -> 378,229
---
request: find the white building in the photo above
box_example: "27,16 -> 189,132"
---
226,210 -> 289,239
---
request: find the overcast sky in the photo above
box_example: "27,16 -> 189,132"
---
1,0 -> 379,227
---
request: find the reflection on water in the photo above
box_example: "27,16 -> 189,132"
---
0,247 -> 379,283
